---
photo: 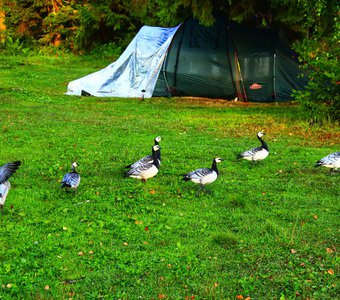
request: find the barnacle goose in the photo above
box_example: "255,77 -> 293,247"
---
126,145 -> 160,182
125,136 -> 161,169
0,161 -> 21,214
182,157 -> 223,194
61,162 -> 81,192
237,131 -> 269,162
315,152 -> 340,171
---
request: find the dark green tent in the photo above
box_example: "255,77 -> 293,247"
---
153,15 -> 308,102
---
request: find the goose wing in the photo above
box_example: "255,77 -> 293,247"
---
62,172 -> 80,188
125,154 -> 153,169
126,148 -> 161,169
126,162 -> 154,177
183,168 -> 212,180
238,146 -> 262,158
0,161 -> 21,184
315,152 -> 340,167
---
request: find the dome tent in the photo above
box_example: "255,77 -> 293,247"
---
66,14 -> 308,102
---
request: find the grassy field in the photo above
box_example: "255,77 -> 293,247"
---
0,54 -> 339,299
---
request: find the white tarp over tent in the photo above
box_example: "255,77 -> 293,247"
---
66,24 -> 181,98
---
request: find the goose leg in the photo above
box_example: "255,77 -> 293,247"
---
204,188 -> 212,194
196,184 -> 205,196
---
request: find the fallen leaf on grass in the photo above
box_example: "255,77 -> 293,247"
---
236,295 -> 244,299
123,242 -> 128,246
158,294 -> 166,299
313,215 -> 318,220
149,189 -> 156,195
326,247 -> 333,253
291,249 -> 297,254
78,251 -> 84,256
44,285 -> 50,290
327,269 -> 334,275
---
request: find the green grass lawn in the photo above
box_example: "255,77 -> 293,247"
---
0,54 -> 339,299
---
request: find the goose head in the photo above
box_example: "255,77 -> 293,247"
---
257,131 -> 265,138
155,136 -> 162,144
214,157 -> 223,163
153,145 -> 160,152
72,162 -> 79,168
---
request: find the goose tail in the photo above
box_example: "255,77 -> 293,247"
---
61,182 -> 71,188
314,159 -> 323,167
236,153 -> 243,159
182,174 -> 191,181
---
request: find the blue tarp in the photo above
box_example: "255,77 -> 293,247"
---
66,24 -> 181,98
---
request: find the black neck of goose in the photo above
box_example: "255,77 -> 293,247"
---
152,150 -> 160,169
258,135 -> 269,151
212,160 -> 219,175
72,165 -> 77,173
154,139 -> 159,145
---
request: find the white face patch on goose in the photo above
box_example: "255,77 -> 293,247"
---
215,157 -> 223,163
155,136 -> 161,142
258,132 -> 265,137
153,145 -> 160,151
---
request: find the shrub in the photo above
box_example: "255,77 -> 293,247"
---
293,17 -> 340,124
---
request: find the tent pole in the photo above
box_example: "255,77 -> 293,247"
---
234,52 -> 242,100
235,50 -> 248,101
273,52 -> 277,100
229,25 -> 247,102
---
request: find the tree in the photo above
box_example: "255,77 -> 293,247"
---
2,0 -> 141,51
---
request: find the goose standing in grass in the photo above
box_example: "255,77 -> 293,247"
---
61,162 -> 81,192
0,161 -> 22,214
237,131 -> 269,162
182,157 -> 223,195
125,136 -> 161,169
126,145 -> 160,182
315,152 -> 340,172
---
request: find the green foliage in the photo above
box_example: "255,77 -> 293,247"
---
0,33 -> 30,55
2,0 -> 140,52
87,42 -> 122,61
40,5 -> 79,49
74,1 -> 138,51
0,54 -> 339,299
292,1 -> 340,124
